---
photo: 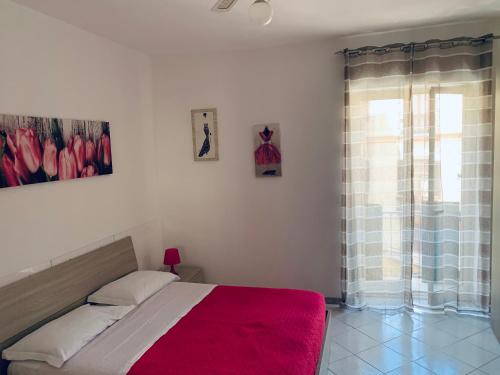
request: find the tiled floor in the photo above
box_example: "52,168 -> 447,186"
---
328,308 -> 500,375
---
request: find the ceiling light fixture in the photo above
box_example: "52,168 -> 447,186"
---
249,0 -> 273,26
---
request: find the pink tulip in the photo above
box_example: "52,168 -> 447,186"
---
43,139 -> 58,177
98,134 -> 112,167
81,164 -> 97,178
16,128 -> 41,173
73,135 -> 85,173
85,139 -> 96,163
5,131 -> 29,183
1,154 -> 19,187
5,131 -> 31,183
6,133 -> 16,155
58,146 -> 77,180
66,137 -> 74,151
14,152 -> 30,183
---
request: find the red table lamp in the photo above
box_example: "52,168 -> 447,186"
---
164,248 -> 181,275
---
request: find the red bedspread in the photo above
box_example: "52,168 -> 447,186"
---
128,285 -> 325,375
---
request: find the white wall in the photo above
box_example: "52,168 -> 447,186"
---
152,20 -> 499,298
2,0 -> 497,301
0,0 -> 162,285
153,41 -> 344,297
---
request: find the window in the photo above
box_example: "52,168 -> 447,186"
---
366,92 -> 464,283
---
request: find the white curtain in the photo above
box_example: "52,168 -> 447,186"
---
341,37 -> 494,314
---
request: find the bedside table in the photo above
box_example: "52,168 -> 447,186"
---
161,265 -> 204,283
176,265 -> 204,283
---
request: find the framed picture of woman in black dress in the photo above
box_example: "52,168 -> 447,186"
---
191,108 -> 219,161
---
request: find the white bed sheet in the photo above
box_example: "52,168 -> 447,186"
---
8,282 -> 215,375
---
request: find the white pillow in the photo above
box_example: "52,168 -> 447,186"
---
2,304 -> 133,368
87,270 -> 179,306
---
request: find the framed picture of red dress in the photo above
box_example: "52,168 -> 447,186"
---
253,123 -> 282,177
0,113 -> 112,189
191,108 -> 219,161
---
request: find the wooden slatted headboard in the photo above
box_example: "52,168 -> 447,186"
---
0,236 -> 138,373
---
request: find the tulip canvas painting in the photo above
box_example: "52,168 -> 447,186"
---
0,114 -> 112,189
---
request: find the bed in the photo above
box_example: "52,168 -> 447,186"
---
0,237 -> 331,375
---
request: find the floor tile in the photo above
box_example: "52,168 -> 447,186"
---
330,341 -> 352,363
464,329 -> 500,355
326,309 -> 498,375
385,334 -> 431,360
434,316 -> 490,339
357,345 -> 410,373
333,327 -> 379,354
328,355 -> 382,375
412,313 -> 447,324
441,340 -> 498,368
331,308 -> 351,320
445,312 -> 490,324
357,321 -> 403,343
339,310 -> 381,328
411,326 -> 459,348
385,362 -> 436,375
330,320 -> 351,336
415,352 -> 474,375
384,313 -> 424,334
479,356 -> 500,374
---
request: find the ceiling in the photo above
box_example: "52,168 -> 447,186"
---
13,0 -> 500,56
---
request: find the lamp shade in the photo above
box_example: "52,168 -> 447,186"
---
164,248 -> 181,266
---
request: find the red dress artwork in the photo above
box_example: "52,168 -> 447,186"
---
255,127 -> 281,165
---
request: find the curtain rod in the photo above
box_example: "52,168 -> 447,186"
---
335,34 -> 499,56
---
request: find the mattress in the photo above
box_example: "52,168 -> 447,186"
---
9,283 -> 325,375
8,282 -> 215,375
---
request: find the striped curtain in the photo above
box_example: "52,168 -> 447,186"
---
342,37 -> 493,314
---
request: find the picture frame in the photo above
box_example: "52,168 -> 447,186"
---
253,123 -> 282,177
0,113 -> 112,189
191,108 -> 219,161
